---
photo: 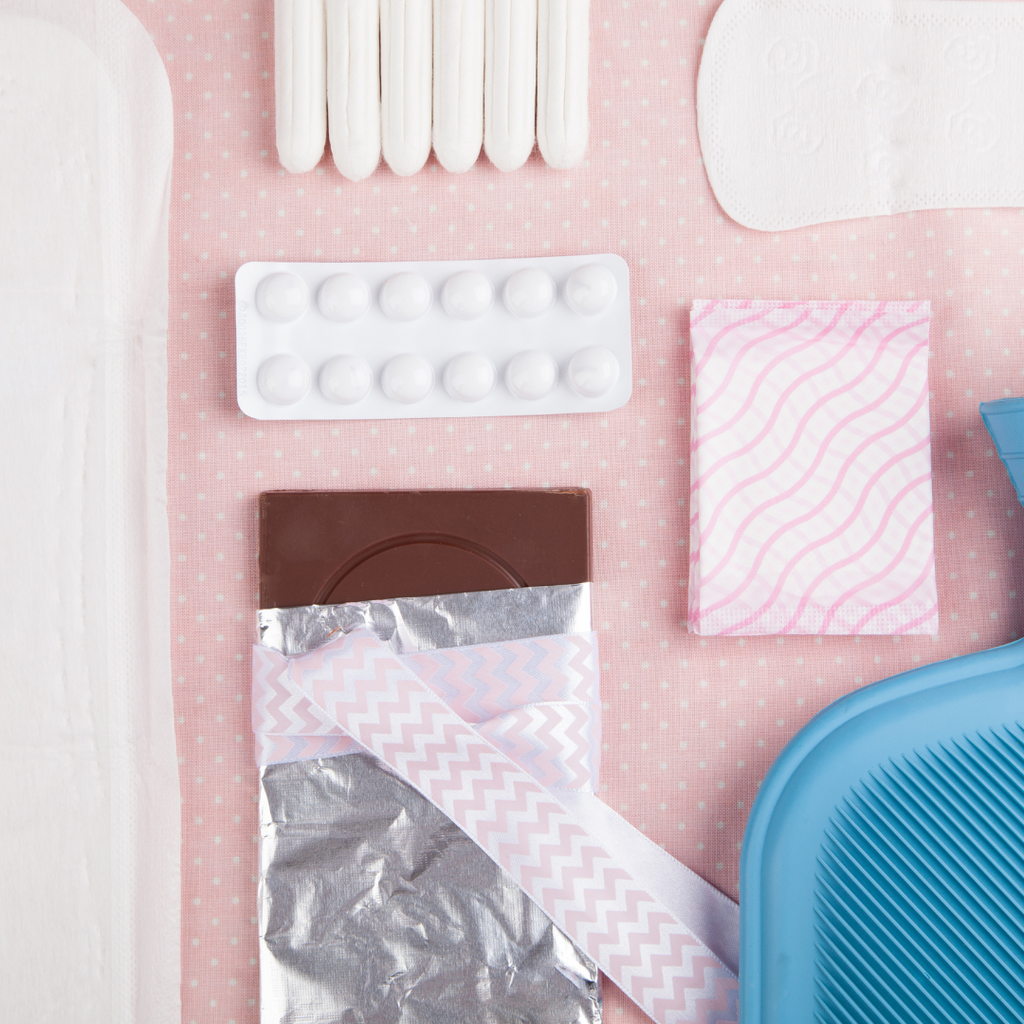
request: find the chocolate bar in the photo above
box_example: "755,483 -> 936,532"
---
256,490 -> 599,1024
258,488 -> 591,607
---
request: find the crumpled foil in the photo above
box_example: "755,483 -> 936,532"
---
258,584 -> 592,657
258,585 -> 601,1024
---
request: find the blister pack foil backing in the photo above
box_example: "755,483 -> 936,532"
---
257,585 -> 601,1024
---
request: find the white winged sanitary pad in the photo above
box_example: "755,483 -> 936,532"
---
0,2 -> 179,1021
697,0 -> 1024,230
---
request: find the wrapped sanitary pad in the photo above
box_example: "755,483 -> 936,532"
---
688,300 -> 939,636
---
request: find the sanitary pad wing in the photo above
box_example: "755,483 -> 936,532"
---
697,0 -> 1024,230
688,300 -> 939,636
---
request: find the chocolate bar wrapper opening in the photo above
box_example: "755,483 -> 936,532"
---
257,585 -> 602,1024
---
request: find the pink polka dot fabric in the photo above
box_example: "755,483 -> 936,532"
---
127,2 -> 1024,1022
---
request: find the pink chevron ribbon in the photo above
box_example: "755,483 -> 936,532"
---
253,633 -> 602,791
252,632 -> 739,1024
688,299 -> 939,635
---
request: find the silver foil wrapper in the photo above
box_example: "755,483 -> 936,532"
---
258,584 -> 592,657
258,585 -> 601,1024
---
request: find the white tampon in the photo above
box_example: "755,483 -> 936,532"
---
484,0 -> 537,172
326,0 -> 381,181
275,0 -> 328,173
380,0 -> 433,176
536,0 -> 588,169
433,0 -> 485,173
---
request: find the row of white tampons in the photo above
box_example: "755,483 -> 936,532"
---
276,0 -> 589,177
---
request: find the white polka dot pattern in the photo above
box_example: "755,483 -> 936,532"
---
135,2 -> 1024,1021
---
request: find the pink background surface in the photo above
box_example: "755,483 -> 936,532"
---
127,2 -> 1024,1021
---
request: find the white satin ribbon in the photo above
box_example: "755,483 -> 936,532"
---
252,629 -> 741,1020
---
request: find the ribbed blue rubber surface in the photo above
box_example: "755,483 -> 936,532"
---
814,726 -> 1024,1024
740,639 -> 1024,1024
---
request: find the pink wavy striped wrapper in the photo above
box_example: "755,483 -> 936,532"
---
688,300 -> 939,636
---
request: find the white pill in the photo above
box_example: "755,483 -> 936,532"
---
380,272 -> 432,320
444,353 -> 496,402
318,273 -> 371,321
567,346 -> 619,397
564,263 -> 617,316
257,354 -> 311,405
382,353 -> 434,402
503,268 -> 556,317
256,272 -> 309,322
505,350 -> 558,399
319,354 -> 373,404
441,271 -> 494,320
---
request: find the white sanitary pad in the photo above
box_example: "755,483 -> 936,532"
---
697,0 -> 1024,230
0,2 -> 179,1021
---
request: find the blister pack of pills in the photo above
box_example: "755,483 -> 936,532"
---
235,254 -> 631,421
